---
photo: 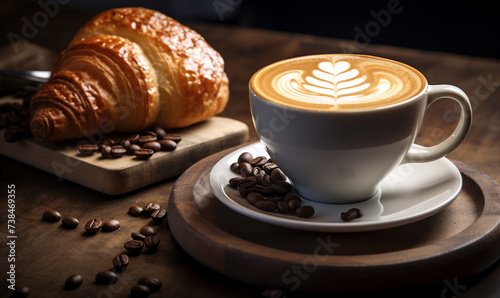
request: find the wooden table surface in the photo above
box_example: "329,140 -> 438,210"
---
1,4 -> 500,298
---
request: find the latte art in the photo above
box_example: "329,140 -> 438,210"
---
251,55 -> 426,111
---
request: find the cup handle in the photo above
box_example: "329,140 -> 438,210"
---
402,85 -> 472,164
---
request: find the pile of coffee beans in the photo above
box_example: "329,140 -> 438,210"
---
77,127 -> 182,160
0,98 -> 32,143
228,152 -> 315,218
37,203 -> 166,296
0,93 -> 182,161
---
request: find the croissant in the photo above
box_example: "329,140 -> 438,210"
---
30,7 -> 229,142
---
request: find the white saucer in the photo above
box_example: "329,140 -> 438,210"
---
209,142 -> 462,232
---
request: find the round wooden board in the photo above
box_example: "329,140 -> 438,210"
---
167,144 -> 500,293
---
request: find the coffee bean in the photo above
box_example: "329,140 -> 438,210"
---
288,199 -> 302,210
101,138 -> 116,146
42,209 -> 61,222
270,168 -> 287,183
230,162 -> 241,174
10,285 -> 29,297
127,133 -> 140,144
239,162 -> 253,178
277,201 -> 289,214
163,134 -> 182,143
296,206 -> 315,218
95,270 -> 118,285
246,192 -> 265,205
153,126 -> 167,138
130,284 -> 150,297
238,187 -> 253,197
121,139 -> 131,148
131,232 -> 146,241
138,135 -> 157,144
158,139 -> 177,151
284,194 -> 301,202
142,141 -> 161,152
124,240 -> 144,253
238,176 -> 258,188
237,152 -> 253,163
253,184 -> 274,196
61,216 -> 79,229
111,147 -> 127,157
252,166 -> 264,177
255,201 -> 277,212
250,156 -> 268,167
128,144 -> 142,154
143,203 -> 160,214
341,208 -> 362,222
144,235 -> 160,250
135,149 -> 154,160
267,196 -> 285,203
128,205 -> 144,217
140,226 -> 156,236
151,209 -> 167,223
229,177 -> 245,187
262,162 -> 279,174
112,254 -> 129,271
274,180 -> 293,192
137,277 -> 162,292
143,129 -> 158,136
78,144 -> 99,156
270,184 -> 287,196
257,174 -> 272,186
64,274 -> 83,290
102,219 -> 120,232
100,145 -> 112,158
84,219 -> 102,234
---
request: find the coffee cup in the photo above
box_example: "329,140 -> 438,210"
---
249,54 -> 472,204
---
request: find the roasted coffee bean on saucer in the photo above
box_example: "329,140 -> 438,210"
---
227,152 -> 315,219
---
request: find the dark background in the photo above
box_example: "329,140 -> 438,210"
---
1,0 -> 499,59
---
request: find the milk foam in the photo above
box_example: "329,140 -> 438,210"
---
252,55 -> 426,111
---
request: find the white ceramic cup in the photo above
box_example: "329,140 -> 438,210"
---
250,54 -> 472,204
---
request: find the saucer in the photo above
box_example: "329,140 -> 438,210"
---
209,142 -> 462,232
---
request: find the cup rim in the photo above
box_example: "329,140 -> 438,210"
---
249,54 -> 429,114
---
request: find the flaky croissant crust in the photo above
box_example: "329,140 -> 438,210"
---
30,7 -> 229,141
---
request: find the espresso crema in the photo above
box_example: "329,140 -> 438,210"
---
250,54 -> 427,111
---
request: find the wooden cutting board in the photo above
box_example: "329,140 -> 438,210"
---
168,145 -> 500,293
0,116 -> 248,195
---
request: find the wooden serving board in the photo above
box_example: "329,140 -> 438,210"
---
168,144 -> 500,293
0,117 -> 248,195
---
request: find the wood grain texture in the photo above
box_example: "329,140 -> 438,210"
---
0,116 -> 249,194
168,145 -> 500,293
